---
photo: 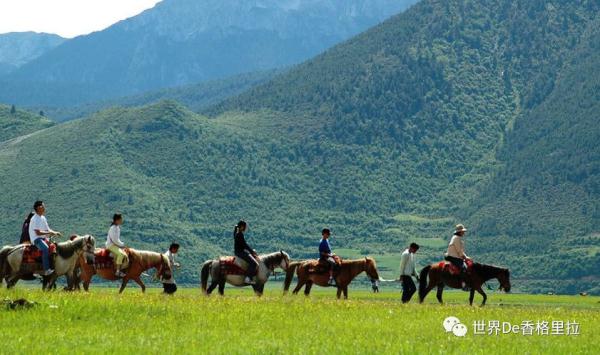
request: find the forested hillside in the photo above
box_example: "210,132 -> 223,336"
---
0,104 -> 53,142
468,17 -> 600,293
0,0 -> 598,294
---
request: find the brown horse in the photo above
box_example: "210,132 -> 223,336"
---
418,261 -> 511,306
78,248 -> 172,293
283,257 -> 380,299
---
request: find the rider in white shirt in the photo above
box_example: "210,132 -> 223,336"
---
106,213 -> 127,277
28,201 -> 62,276
444,224 -> 471,290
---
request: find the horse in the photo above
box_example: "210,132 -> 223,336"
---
201,251 -> 290,296
0,235 -> 96,291
283,257 -> 380,299
78,248 -> 172,293
418,261 -> 511,306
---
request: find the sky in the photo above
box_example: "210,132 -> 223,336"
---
0,0 -> 162,38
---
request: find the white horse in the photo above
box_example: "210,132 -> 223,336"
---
0,235 -> 95,290
201,251 -> 290,296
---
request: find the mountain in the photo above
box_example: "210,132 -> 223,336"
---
0,104 -> 54,142
0,0 -> 416,107
467,17 -> 600,294
208,0 -> 600,293
32,69 -> 281,122
0,32 -> 65,74
0,0 -> 598,294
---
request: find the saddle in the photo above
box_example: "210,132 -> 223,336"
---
439,259 -> 473,276
219,256 -> 247,275
93,248 -> 130,270
308,255 -> 342,274
22,241 -> 57,265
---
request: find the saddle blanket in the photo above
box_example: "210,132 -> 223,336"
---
308,256 -> 342,274
439,259 -> 474,276
22,242 -> 57,264
219,256 -> 246,275
94,248 -> 130,270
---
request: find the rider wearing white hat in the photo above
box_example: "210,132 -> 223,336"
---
445,224 -> 471,290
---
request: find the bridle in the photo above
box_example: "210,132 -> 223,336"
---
266,251 -> 289,275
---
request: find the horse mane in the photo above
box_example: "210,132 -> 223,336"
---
473,262 -> 507,280
56,236 -> 85,258
259,251 -> 287,267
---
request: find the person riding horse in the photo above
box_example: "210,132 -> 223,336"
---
233,220 -> 259,285
29,201 -> 62,276
106,213 -> 128,277
319,228 -> 337,286
19,212 -> 34,244
445,224 -> 471,290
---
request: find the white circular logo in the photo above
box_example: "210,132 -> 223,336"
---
443,316 -> 461,332
451,323 -> 468,337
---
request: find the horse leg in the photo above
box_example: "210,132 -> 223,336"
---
304,281 -> 313,296
207,281 -> 219,295
342,286 -> 348,299
133,277 -> 146,293
436,284 -> 444,304
119,276 -> 130,293
469,289 -> 475,306
45,275 -> 58,292
253,283 -> 265,297
476,287 -> 487,306
292,279 -> 306,295
419,282 -> 435,303
82,275 -> 91,292
218,279 -> 226,296
6,272 -> 20,289
336,287 -> 342,299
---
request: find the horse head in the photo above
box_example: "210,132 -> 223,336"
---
278,250 -> 291,271
79,235 -> 96,265
497,268 -> 511,292
364,257 -> 380,284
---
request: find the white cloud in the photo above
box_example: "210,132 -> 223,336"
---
0,0 -> 162,38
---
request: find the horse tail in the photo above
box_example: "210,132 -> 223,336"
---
283,261 -> 301,294
200,260 -> 212,294
418,265 -> 431,301
0,246 -> 12,279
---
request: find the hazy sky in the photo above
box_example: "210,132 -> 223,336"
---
0,0 -> 162,38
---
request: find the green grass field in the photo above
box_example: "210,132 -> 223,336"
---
1,284 -> 598,354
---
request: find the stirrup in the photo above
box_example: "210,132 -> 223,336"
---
244,277 -> 256,285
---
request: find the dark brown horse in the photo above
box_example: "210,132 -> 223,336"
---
78,248 -> 172,293
283,257 -> 380,299
418,261 -> 511,306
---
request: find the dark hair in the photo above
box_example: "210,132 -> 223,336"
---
25,212 -> 34,223
111,213 -> 123,226
169,243 -> 180,251
322,228 -> 331,235
410,243 -> 420,250
233,220 -> 247,236
33,200 -> 44,211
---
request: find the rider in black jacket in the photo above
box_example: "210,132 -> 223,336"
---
234,220 -> 259,284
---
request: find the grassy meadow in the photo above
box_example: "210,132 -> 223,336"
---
1,284 -> 598,354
